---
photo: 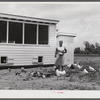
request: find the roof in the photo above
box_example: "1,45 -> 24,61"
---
57,32 -> 76,37
0,13 -> 59,24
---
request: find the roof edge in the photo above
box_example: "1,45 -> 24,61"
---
57,32 -> 76,37
0,13 -> 59,24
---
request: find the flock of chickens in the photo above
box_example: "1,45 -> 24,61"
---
2,63 -> 98,80
67,63 -> 96,73
55,63 -> 97,78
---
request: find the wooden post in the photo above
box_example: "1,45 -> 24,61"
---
7,21 -> 9,43
23,23 -> 25,44
37,24 -> 39,45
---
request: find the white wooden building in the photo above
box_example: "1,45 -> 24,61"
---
0,13 -> 59,66
0,13 -> 76,67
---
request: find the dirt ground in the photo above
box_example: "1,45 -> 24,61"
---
0,56 -> 100,90
0,66 -> 100,90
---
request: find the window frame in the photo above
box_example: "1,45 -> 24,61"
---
0,18 -> 50,46
0,20 -> 7,43
38,24 -> 49,45
24,23 -> 37,44
8,21 -> 23,44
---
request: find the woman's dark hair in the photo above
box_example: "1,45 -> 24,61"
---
59,40 -> 63,44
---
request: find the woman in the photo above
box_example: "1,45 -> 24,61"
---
55,40 -> 67,71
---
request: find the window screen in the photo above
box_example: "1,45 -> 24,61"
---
0,21 -> 7,43
9,22 -> 23,44
38,25 -> 48,44
25,23 -> 37,44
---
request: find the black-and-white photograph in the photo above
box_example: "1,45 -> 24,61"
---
0,2 -> 100,91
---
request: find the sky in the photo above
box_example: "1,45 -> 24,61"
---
0,2 -> 100,49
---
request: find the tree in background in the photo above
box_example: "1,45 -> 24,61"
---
95,42 -> 100,54
90,44 -> 95,54
84,41 -> 93,54
74,41 -> 100,55
74,47 -> 81,54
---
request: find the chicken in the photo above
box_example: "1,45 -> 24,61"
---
27,71 -> 34,77
21,67 -> 26,73
67,64 -> 71,68
46,74 -> 51,78
76,63 -> 83,69
37,71 -> 42,77
53,66 -> 56,69
14,72 -> 23,77
42,74 -> 46,79
32,71 -> 38,77
89,66 -> 96,72
8,68 -> 11,72
83,69 -> 89,74
53,66 -> 58,71
19,73 -> 23,77
15,72 -> 21,76
30,72 -> 35,77
70,64 -> 75,69
55,69 -> 66,80
73,63 -> 77,66
55,69 -> 66,76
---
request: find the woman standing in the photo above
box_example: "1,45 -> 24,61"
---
55,40 -> 67,71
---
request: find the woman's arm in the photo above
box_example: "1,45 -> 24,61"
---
64,47 -> 67,53
55,48 -> 58,57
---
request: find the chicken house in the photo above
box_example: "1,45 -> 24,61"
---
0,13 -> 76,67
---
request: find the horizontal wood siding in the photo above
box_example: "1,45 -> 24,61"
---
0,45 -> 56,65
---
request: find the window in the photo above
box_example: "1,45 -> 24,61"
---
38,56 -> 43,63
1,56 -> 7,63
38,25 -> 48,44
25,23 -> 37,44
0,21 -> 7,43
0,19 -> 49,45
9,22 -> 23,44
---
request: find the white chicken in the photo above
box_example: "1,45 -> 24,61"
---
83,69 -> 89,74
73,63 -> 77,66
42,74 -> 46,79
30,72 -> 34,76
53,66 -> 56,69
89,66 -> 96,72
67,64 -> 71,68
56,69 -> 66,77
76,63 -> 83,69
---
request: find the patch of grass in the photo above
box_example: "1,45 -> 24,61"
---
74,56 -> 100,71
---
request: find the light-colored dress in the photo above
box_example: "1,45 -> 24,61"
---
55,46 -> 66,67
